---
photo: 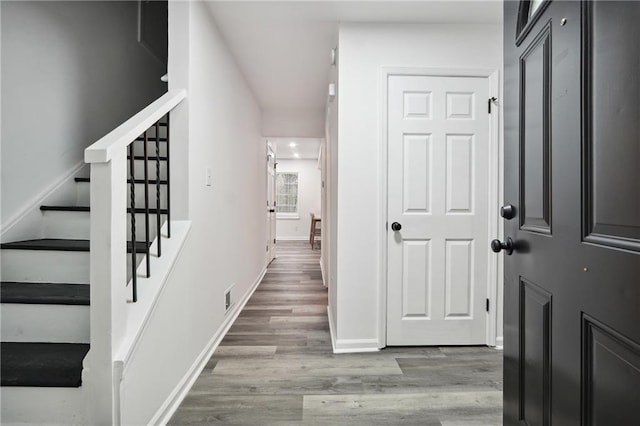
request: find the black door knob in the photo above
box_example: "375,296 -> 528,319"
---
500,204 -> 516,220
491,237 -> 514,255
391,222 -> 402,231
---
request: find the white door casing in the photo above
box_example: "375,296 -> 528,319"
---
386,74 -> 490,345
266,142 -> 277,263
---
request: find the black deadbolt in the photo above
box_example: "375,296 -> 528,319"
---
500,204 -> 516,220
391,222 -> 402,232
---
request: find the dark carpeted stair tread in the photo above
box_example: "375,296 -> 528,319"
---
0,282 -> 89,305
0,342 -> 90,387
1,238 -> 150,253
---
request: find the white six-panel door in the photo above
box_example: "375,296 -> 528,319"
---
387,75 -> 490,345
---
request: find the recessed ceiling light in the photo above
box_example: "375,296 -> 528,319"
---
289,142 -> 297,147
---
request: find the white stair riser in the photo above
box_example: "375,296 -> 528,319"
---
1,303 -> 89,343
42,210 -> 90,239
75,181 -> 168,207
1,388 -> 84,424
1,250 -> 90,283
1,250 -> 147,284
75,181 -> 90,206
42,210 -> 166,241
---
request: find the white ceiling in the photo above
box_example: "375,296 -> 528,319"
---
206,1 -> 502,136
271,137 -> 322,160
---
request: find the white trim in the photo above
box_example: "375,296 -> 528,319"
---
85,90 -> 186,163
150,265 -> 268,425
485,69 -> 502,347
328,307 -> 380,353
1,160 -> 86,241
334,339 -> 381,353
327,305 -> 337,353
320,259 -> 327,288
495,336 -> 504,350
377,67 -> 501,348
276,236 -> 308,241
276,215 -> 301,220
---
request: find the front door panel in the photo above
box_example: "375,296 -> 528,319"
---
503,1 -> 640,424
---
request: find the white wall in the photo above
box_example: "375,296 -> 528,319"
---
263,109 -> 325,138
119,2 -> 266,423
276,159 -> 321,240
333,23 -> 502,350
324,50 -> 339,343
1,1 -> 165,228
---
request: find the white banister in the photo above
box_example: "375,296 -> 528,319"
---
83,150 -> 128,424
84,90 -> 186,164
82,89 -> 186,424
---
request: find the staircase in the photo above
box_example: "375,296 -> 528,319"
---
0,125 -> 168,400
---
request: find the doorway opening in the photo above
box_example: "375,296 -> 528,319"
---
268,138 -> 324,254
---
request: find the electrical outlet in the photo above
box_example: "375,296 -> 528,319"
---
206,167 -> 212,186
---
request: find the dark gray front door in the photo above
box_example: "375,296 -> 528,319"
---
503,1 -> 640,424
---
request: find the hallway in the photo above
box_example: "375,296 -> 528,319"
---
170,241 -> 502,424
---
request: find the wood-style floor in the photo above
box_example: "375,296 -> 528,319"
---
170,241 -> 503,425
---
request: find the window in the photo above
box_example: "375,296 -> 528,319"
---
276,172 -> 299,218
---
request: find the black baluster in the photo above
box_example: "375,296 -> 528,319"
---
143,131 -> 151,278
166,112 -> 171,238
129,143 -> 137,302
155,120 -> 162,257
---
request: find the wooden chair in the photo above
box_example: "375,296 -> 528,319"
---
309,213 -> 321,249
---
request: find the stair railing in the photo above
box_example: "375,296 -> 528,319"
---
126,111 -> 172,301
83,90 -> 185,422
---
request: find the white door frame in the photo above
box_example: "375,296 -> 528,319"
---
377,67 -> 502,348
266,139 -> 277,265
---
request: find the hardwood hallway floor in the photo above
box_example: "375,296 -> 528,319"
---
170,241 -> 502,425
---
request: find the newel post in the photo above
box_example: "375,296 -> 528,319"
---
82,150 -> 128,425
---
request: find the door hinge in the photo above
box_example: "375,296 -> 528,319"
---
266,245 -> 269,252
488,97 -> 497,114
385,221 -> 388,230
486,298 -> 490,312
274,238 -> 276,244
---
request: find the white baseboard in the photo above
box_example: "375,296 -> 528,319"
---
1,160 -> 87,242
150,266 -> 268,425
495,336 -> 504,350
334,339 -> 380,353
326,305 -> 379,354
276,236 -> 308,241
